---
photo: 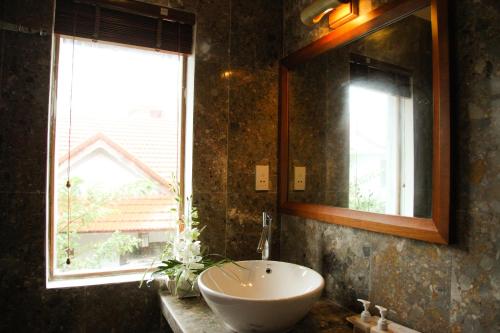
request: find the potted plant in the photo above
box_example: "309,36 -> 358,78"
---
141,181 -> 229,298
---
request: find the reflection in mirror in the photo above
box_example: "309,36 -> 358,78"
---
288,6 -> 432,218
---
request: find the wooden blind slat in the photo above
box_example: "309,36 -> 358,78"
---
54,0 -> 194,54
349,53 -> 412,98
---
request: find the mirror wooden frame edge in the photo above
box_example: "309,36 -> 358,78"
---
278,0 -> 450,244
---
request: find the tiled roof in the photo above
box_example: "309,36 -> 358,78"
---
55,110 -> 180,233
61,197 -> 178,233
58,133 -> 171,187
56,110 -> 179,180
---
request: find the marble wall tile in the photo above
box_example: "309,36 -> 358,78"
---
369,239 -> 452,331
0,192 -> 46,272
193,192 -> 227,256
1,0 -> 54,29
0,31 -> 51,194
229,0 -> 282,72
448,6 -> 500,332
0,191 -> 85,332
320,225 -> 372,310
227,68 -> 278,193
280,215 -> 323,269
450,213 -> 500,332
84,282 -> 161,332
220,0 -> 281,260
224,0 -> 282,261
194,0 -> 231,63
282,216 -> 371,310
192,60 -> 229,194
40,288 -> 87,332
226,192 -> 279,260
281,1 -> 500,332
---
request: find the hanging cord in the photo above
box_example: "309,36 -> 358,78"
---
174,22 -> 184,233
176,23 -> 182,221
65,17 -> 78,266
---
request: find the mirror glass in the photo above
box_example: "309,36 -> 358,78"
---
288,6 -> 433,218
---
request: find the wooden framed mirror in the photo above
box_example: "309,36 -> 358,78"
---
279,0 -> 449,243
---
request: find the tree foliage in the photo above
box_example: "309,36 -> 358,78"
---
56,177 -> 162,270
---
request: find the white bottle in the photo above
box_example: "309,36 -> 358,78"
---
357,299 -> 372,322
375,305 -> 389,331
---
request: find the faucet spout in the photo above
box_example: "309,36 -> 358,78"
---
257,225 -> 269,253
257,212 -> 272,260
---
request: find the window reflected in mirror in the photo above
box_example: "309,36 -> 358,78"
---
348,84 -> 414,216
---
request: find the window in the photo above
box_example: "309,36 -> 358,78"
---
49,36 -> 187,278
348,85 -> 414,216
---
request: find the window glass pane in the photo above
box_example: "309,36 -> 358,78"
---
348,85 -> 415,216
349,85 -> 397,214
54,37 -> 181,274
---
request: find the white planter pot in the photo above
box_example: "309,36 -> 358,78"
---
166,276 -> 200,298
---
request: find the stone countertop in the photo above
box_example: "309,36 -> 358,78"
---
159,291 -> 354,333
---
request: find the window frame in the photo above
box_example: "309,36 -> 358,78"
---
47,34 -> 189,281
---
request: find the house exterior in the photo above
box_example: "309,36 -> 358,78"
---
55,109 -> 179,269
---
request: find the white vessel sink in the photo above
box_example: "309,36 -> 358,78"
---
198,260 -> 324,333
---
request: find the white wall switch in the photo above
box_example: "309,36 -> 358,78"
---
294,166 -> 306,191
255,165 -> 269,191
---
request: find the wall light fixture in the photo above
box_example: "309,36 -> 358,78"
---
300,0 -> 351,26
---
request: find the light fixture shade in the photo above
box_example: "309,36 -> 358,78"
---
300,0 -> 350,26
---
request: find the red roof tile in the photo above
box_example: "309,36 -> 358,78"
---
58,133 -> 172,188
56,110 -> 179,181
60,197 -> 178,233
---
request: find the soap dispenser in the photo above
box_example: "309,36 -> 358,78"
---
375,305 -> 388,331
357,299 -> 371,322
346,299 -> 374,333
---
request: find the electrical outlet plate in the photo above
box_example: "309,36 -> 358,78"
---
255,165 -> 269,191
294,166 -> 306,191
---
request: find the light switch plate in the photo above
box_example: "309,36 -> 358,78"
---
294,166 -> 306,191
255,165 -> 269,191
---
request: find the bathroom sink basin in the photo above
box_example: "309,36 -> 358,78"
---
198,260 -> 324,333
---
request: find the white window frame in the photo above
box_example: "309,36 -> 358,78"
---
46,35 -> 190,283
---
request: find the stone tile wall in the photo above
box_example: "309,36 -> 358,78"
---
2,0 -> 498,332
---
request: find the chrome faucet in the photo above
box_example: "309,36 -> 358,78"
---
257,212 -> 272,260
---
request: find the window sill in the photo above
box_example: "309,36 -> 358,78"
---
46,271 -> 151,289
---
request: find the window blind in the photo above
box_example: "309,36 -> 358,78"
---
54,0 -> 194,54
349,54 -> 412,98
